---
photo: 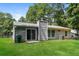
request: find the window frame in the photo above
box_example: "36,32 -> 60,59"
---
52,30 -> 55,37
48,29 -> 55,38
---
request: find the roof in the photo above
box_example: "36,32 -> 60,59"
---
14,22 -> 38,27
48,25 -> 70,31
14,22 -> 70,31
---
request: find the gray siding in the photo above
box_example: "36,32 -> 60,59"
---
38,21 -> 48,40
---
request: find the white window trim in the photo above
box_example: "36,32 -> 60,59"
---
48,30 -> 55,38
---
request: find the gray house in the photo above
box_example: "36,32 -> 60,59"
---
13,20 -> 71,42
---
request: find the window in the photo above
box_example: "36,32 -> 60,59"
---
48,30 -> 55,37
52,30 -> 55,37
65,31 -> 67,36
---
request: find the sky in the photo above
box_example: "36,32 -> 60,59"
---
0,3 -> 33,21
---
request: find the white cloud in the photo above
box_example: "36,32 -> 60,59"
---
13,13 -> 24,21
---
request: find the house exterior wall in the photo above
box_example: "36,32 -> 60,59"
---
15,27 -> 26,41
13,21 -> 71,42
13,25 -> 16,40
38,20 -> 48,40
14,26 -> 38,41
48,29 -> 71,40
55,30 -> 71,39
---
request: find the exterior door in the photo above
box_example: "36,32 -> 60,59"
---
27,29 -> 36,40
27,29 -> 31,40
32,30 -> 35,40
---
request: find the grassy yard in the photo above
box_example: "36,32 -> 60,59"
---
0,38 -> 79,56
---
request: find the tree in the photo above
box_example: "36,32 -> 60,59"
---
67,3 -> 79,36
50,3 -> 68,27
26,3 -> 53,23
26,3 -> 68,26
18,16 -> 26,22
0,12 -> 15,37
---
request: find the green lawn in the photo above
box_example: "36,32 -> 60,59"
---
0,38 -> 79,56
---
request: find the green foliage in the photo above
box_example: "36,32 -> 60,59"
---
18,16 -> 26,22
51,3 -> 68,27
26,3 -> 68,27
26,3 -> 53,23
0,12 -> 15,37
67,4 -> 79,34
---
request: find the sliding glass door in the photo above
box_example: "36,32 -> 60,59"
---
27,29 -> 31,40
27,29 -> 36,40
